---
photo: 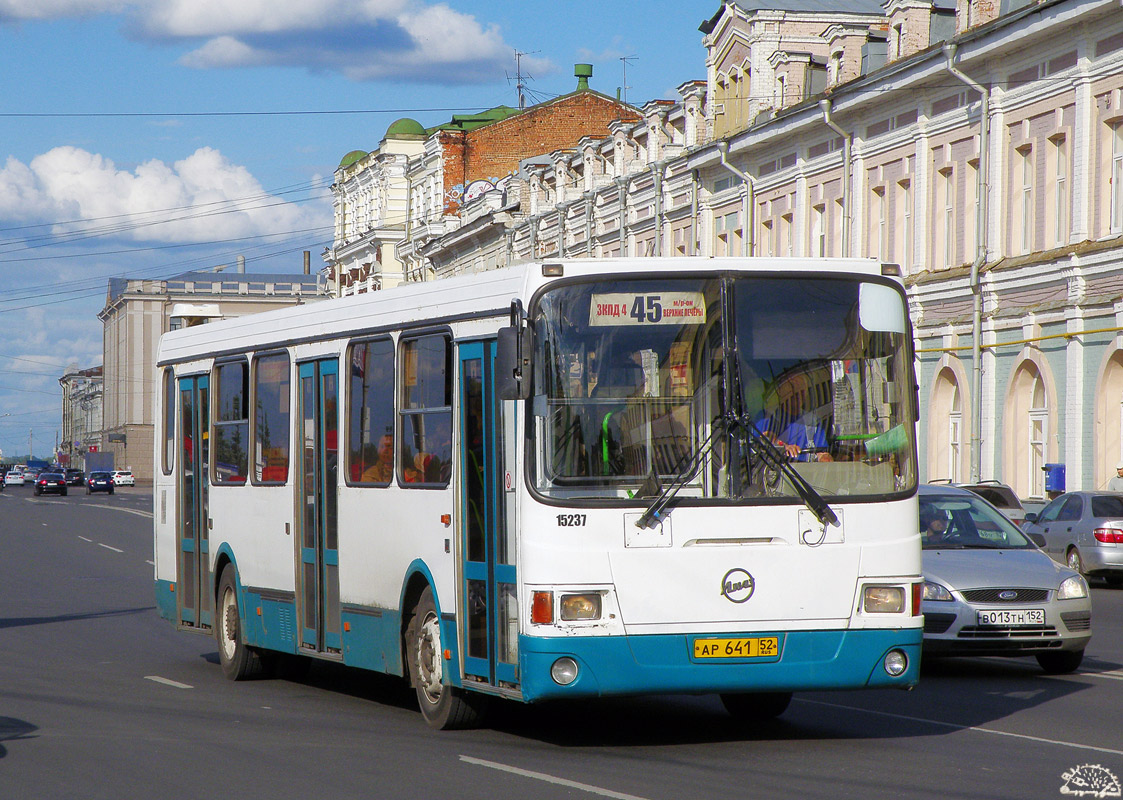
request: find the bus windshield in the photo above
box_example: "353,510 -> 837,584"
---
531,274 -> 916,502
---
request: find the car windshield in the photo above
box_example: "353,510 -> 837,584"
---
531,274 -> 917,502
920,492 -> 1037,550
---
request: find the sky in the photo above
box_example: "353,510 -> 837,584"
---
0,0 -> 717,461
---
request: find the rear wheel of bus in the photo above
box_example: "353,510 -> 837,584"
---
406,586 -> 487,729
719,691 -> 793,720
216,566 -> 272,680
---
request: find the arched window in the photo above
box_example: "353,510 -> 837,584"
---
1005,358 -> 1055,499
929,366 -> 966,482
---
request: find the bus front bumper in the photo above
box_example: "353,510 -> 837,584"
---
517,627 -> 922,702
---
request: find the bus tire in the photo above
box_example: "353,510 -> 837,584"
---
216,566 -> 268,681
406,586 -> 486,730
720,691 -> 792,720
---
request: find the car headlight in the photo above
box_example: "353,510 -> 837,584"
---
922,581 -> 954,602
1058,575 -> 1088,600
560,593 -> 602,621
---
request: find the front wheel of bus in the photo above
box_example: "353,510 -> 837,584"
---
216,567 -> 269,681
406,586 -> 486,730
720,691 -> 792,720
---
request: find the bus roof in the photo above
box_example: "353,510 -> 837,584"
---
155,257 -> 893,366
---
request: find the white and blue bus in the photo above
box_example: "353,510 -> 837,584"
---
153,257 -> 923,729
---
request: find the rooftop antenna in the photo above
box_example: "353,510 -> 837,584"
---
512,50 -> 540,110
619,55 -> 637,105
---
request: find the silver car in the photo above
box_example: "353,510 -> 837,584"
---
920,485 -> 1091,674
1023,491 -> 1123,586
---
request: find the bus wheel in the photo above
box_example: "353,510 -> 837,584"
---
406,586 -> 485,730
720,691 -> 792,720
216,567 -> 268,681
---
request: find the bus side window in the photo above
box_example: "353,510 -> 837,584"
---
348,338 -> 395,485
399,333 -> 452,487
214,360 -> 249,484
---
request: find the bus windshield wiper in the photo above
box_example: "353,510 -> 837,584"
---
634,417 -> 726,529
739,416 -> 839,528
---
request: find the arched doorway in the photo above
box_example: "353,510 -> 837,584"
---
1004,357 -> 1056,499
927,363 -> 968,482
1093,347 -> 1123,490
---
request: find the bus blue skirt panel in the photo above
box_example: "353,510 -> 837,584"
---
518,627 -> 922,702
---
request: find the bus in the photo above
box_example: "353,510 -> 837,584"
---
153,257 -> 923,729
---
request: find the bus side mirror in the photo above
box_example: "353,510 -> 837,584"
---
496,325 -> 534,400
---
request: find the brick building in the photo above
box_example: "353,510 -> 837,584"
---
323,64 -> 639,293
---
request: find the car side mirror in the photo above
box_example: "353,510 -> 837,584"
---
1024,512 -> 1038,523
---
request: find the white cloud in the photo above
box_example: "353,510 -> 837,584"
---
0,0 -> 519,84
0,146 -> 329,244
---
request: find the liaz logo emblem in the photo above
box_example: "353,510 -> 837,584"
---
721,568 -> 755,603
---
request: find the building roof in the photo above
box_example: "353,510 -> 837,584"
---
385,117 -> 427,137
700,0 -> 886,33
339,150 -> 368,168
107,271 -> 324,303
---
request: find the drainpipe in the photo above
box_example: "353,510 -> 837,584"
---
819,99 -> 852,258
716,141 -> 754,257
945,42 -> 990,484
615,177 -> 629,256
584,191 -> 595,256
652,162 -> 666,257
556,202 -> 566,257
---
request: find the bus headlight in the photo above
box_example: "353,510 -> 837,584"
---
560,593 -> 602,621
551,657 -> 579,685
863,585 -> 905,613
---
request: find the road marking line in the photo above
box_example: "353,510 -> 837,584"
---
98,543 -> 123,553
79,536 -> 93,542
145,676 -> 193,690
84,503 -> 153,518
800,698 -> 1123,756
460,756 -> 650,800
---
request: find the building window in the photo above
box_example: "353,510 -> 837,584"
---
715,210 -> 740,257
253,352 -> 290,484
1052,136 -> 1068,246
898,178 -> 913,271
399,334 -> 452,486
1018,145 -> 1035,253
760,219 -> 774,257
811,204 -> 826,257
937,167 -> 955,269
213,360 -> 249,484
871,187 -> 887,260
781,212 -> 794,257
1111,121 -> 1123,234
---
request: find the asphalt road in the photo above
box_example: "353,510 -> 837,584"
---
2,486 -> 1122,800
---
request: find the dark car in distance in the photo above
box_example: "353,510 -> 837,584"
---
86,471 -> 114,495
64,468 -> 85,486
34,472 -> 68,496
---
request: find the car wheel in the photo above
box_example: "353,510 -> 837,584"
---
406,586 -> 485,729
1066,548 -> 1084,575
61,489 -> 67,496
1105,575 -> 1123,587
216,566 -> 269,681
720,691 -> 793,720
1036,649 -> 1084,674
108,488 -> 114,495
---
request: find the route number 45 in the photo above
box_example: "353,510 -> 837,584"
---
630,295 -> 663,324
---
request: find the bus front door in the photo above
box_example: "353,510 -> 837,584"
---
177,374 -> 211,631
296,358 -> 342,656
458,341 -> 518,690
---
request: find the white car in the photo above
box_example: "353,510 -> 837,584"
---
4,471 -> 25,486
111,470 -> 135,486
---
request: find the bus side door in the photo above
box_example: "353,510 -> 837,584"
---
177,374 -> 211,631
458,340 -> 518,689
